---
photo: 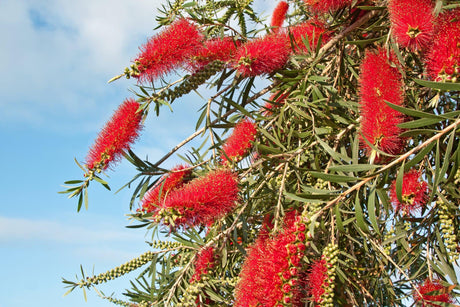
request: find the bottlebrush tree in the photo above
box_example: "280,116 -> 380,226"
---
61,0 -> 460,306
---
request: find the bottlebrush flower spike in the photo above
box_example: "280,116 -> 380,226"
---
271,1 -> 289,33
233,34 -> 290,77
388,0 -> 434,52
359,47 -> 405,159
221,119 -> 257,164
426,8 -> 460,82
235,211 -> 308,306
307,258 -> 329,303
190,246 -> 216,283
390,169 -> 429,215
159,169 -> 239,228
140,165 -> 192,213
414,279 -> 453,306
289,20 -> 331,54
86,99 -> 143,172
187,37 -> 239,72
303,0 -> 352,14
134,18 -> 203,83
307,242 -> 338,304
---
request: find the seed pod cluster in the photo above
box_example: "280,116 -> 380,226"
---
77,251 -> 155,287
437,199 -> 459,262
148,239 -> 183,250
383,227 -> 395,256
177,277 -> 207,307
319,242 -> 339,307
161,61 -> 224,102
103,296 -> 151,307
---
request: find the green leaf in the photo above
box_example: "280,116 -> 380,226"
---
382,231 -> 407,246
335,205 -> 345,233
367,185 -> 381,236
183,1 -> 197,8
74,158 -> 86,172
126,222 -> 151,228
310,171 -> 359,183
354,193 -> 369,233
93,175 -> 111,191
437,130 -> 455,186
222,97 -> 252,118
328,164 -> 380,173
82,287 -> 87,302
64,180 -> 84,185
395,160 -> 405,205
63,287 -> 75,297
221,246 -> 228,268
405,141 -> 435,170
376,188 -> 391,213
84,187 -> 88,210
258,127 -> 286,150
398,118 -> 442,129
413,78 -> 460,91
77,191 -> 83,212
284,191 -> 325,203
433,246 -> 458,283
399,129 -> 437,138
195,107 -> 207,130
433,139 -> 442,197
385,101 -> 442,119
256,143 -> 283,155
344,36 -> 385,48
316,137 -> 352,163
204,288 -> 224,303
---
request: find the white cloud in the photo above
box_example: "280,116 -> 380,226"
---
0,0 -> 274,133
0,0 -> 161,128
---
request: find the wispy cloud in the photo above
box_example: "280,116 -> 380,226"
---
0,215 -> 141,244
0,0 -> 160,129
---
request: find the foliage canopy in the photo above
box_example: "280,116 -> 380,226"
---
61,0 -> 460,306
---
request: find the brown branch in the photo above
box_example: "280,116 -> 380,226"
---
312,116 -> 460,222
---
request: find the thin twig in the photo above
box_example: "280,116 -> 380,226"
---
314,10 -> 380,62
274,162 -> 289,232
357,227 -> 424,299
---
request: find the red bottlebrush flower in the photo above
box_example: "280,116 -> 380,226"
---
303,0 -> 352,14
187,37 -> 239,72
190,246 -> 216,283
135,19 -> 204,83
221,119 -> 257,163
271,1 -> 289,32
388,0 -> 434,52
390,169 -> 429,215
86,99 -> 143,171
235,211 -> 306,306
161,169 -> 239,228
233,34 -> 291,77
140,165 -> 192,213
414,279 -> 453,306
359,47 -> 405,159
306,258 -> 330,303
289,20 -> 331,54
426,8 -> 460,81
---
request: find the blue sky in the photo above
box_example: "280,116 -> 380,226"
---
3,1 -> 460,307
0,0 -> 219,306
0,0 -> 278,306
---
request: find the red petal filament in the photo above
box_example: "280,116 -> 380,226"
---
86,99 -> 143,171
